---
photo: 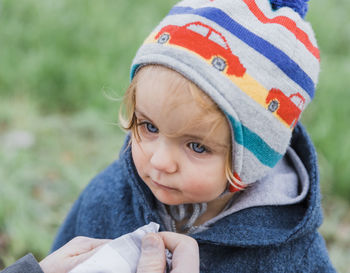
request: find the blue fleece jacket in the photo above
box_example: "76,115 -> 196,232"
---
51,123 -> 335,272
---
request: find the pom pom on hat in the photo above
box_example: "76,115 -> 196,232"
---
270,0 -> 309,18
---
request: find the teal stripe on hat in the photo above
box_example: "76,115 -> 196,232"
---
227,114 -> 283,168
130,64 -> 139,81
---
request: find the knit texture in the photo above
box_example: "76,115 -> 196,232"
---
270,0 -> 309,18
131,0 -> 320,185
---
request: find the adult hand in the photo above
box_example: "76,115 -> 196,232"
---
39,236 -> 110,273
137,232 -> 199,273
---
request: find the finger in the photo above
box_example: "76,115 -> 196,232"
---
137,233 -> 166,273
39,238 -> 110,273
158,232 -> 198,253
158,232 -> 199,273
65,243 -> 106,271
65,236 -> 111,256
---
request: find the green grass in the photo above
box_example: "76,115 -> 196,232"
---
0,0 -> 349,271
0,0 -> 177,112
0,96 -> 125,266
302,0 -> 350,200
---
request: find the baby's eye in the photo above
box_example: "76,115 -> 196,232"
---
188,142 -> 207,153
140,121 -> 158,133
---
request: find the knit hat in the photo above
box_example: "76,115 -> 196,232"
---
130,0 -> 320,186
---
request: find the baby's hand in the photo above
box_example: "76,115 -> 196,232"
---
39,236 -> 110,273
137,232 -> 199,273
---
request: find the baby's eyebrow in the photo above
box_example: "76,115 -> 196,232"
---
134,109 -> 153,122
182,133 -> 205,141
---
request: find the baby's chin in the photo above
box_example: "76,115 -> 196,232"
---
153,194 -> 185,206
146,182 -> 221,205
153,192 -> 213,206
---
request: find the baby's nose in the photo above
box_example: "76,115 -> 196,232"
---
150,141 -> 178,174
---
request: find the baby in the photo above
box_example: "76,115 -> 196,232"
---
52,0 -> 335,272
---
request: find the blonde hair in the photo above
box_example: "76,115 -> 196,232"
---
119,65 -> 245,192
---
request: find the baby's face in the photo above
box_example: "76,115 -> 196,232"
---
131,70 -> 230,205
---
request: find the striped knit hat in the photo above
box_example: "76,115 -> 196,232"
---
130,0 -> 320,187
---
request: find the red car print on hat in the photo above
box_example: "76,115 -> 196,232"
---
266,88 -> 305,129
155,22 -> 246,77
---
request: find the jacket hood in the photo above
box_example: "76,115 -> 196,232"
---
121,123 -> 323,248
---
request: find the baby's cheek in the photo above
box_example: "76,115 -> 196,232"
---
199,172 -> 227,194
185,176 -> 217,195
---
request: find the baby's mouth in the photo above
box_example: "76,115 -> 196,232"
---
150,178 -> 178,191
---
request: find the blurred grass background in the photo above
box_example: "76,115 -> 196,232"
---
0,0 -> 349,271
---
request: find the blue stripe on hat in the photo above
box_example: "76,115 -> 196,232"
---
226,114 -> 283,168
168,6 -> 315,98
